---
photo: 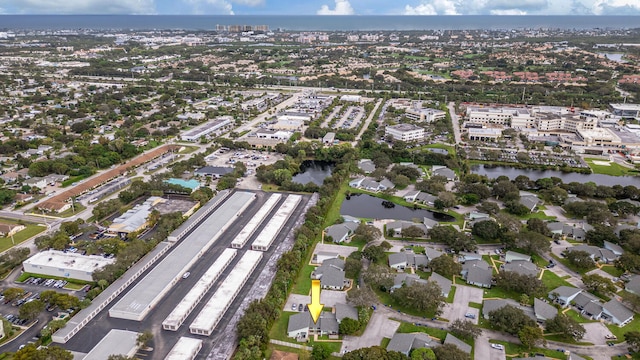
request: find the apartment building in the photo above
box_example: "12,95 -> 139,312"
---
385,124 -> 425,142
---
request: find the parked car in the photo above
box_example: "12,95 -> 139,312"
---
491,344 -> 504,350
465,313 -> 475,319
182,272 -> 190,279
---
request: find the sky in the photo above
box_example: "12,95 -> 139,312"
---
0,0 -> 639,16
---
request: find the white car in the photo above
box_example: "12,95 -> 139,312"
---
491,344 -> 504,350
182,272 -> 191,279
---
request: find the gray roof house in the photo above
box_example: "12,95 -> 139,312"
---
444,333 -> 472,354
603,241 -> 624,256
502,260 -> 539,277
505,250 -> 531,263
461,260 -> 493,288
626,275 -> 640,296
389,252 -> 429,270
309,312 -> 339,336
403,190 -> 422,203
534,298 -> 558,322
335,303 -> 359,323
387,333 -> 438,356
314,251 -> 339,264
573,292 -> 601,312
568,245 -> 619,264
432,166 -> 456,181
429,272 -> 452,298
520,195 -> 541,212
424,247 -> 445,262
483,299 -> 536,320
287,312 -> 310,338
467,211 -> 490,221
324,221 -> 359,243
423,217 -> 439,230
403,191 -> 437,205
547,222 -> 593,241
549,286 -> 582,307
312,262 -> 347,290
392,273 -> 427,291
389,253 -> 409,270
358,159 -> 376,174
348,177 -> 394,192
601,299 -> 634,326
387,221 -> 428,237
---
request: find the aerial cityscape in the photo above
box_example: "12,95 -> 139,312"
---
0,5 -> 639,360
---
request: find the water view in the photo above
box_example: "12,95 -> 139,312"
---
292,160 -> 335,186
471,164 -> 640,187
341,194 -> 455,222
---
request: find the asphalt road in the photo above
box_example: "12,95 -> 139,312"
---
59,191 -> 310,360
448,102 -> 462,144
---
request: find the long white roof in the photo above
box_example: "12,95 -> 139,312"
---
251,194 -> 301,250
165,337 -> 203,360
189,250 -> 263,334
231,193 -> 282,248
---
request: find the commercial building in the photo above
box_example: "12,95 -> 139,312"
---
107,196 -> 164,237
467,127 -> 503,141
81,329 -> 139,360
385,124 -> 424,142
405,107 -> 446,123
109,191 -> 255,321
180,116 -> 234,142
610,103 -> 640,119
23,250 -> 115,282
251,194 -> 302,251
165,337 -> 203,360
189,250 -> 263,336
231,193 -> 282,249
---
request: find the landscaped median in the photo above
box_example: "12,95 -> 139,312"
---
489,340 -> 572,359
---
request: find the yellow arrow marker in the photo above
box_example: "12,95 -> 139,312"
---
308,279 -> 324,324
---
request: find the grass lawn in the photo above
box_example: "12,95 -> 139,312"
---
468,302 -> 482,309
64,282 -> 87,290
518,210 -> 557,221
376,290 -> 439,319
541,269 -> 573,291
265,344 -> 310,360
61,174 -> 91,187
600,265 -> 624,278
550,254 -> 595,275
607,316 -> 640,340
291,264 -> 315,295
565,309 -> 596,324
0,224 -> 46,252
420,143 -> 457,158
544,333 -> 593,345
490,340 -> 568,359
270,311 -> 294,342
446,286 -> 457,303
396,321 -> 448,340
380,337 -> 391,349
53,203 -> 87,218
483,286 -> 523,303
17,272 -> 93,285
585,158 -> 638,176
325,181 -> 350,228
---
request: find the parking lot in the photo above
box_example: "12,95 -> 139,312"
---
204,148 -> 284,191
441,285 -> 483,323
283,290 -> 347,312
341,311 -> 400,353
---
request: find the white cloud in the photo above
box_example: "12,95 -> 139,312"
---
317,0 -> 355,15
403,0 -> 459,15
490,9 -> 527,14
230,0 -> 264,5
403,4 -> 436,14
182,0 -> 235,14
1,0 -> 156,14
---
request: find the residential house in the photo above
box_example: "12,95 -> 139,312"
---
14,193 -> 33,203
348,177 -> 394,192
573,292 -> 601,314
287,312 -> 339,338
386,332 -> 438,356
567,245 -> 618,263
0,171 -> 23,183
23,177 -> 48,189
502,260 -> 539,277
287,312 -> 310,338
335,303 -> 359,323
387,221 -> 428,238
625,275 -> 640,296
388,252 -> 429,271
44,174 -> 69,185
424,247 -> 445,262
357,159 -> 376,174
314,252 -> 339,265
466,212 -> 491,226
432,166 -> 456,181
504,251 -> 531,263
403,191 -> 437,205
391,273 -> 427,291
324,222 -> 359,243
547,222 -> 593,241
519,192 -> 542,211
482,299 -> 536,320
548,286 -> 582,307
0,223 -> 25,237
601,299 -> 634,326
444,334 -> 472,354
603,241 -> 624,256
458,252 -> 482,263
312,259 -> 348,290
461,260 -> 493,288
534,298 -> 558,322
429,272 -> 452,297
403,190 -> 421,203
37,201 -> 71,214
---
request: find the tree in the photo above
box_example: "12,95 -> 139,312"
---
312,343 -> 332,360
343,346 -> 409,360
353,223 -> 381,243
98,279 -> 109,290
108,356 -> 135,360
625,331 -> 640,352
582,274 -> 617,296
615,253 -> 640,273
545,314 -> 586,341
432,343 -> 470,360
339,317 -> 361,335
428,255 -> 462,279
402,225 -> 425,240
519,325 -> 544,350
472,220 -> 501,241
363,264 -> 394,291
526,218 -> 551,237
449,319 -> 482,340
436,191 -> 457,209
429,226 -> 476,253
13,344 -> 73,360
477,201 -> 500,215
392,281 -> 446,315
488,305 -> 537,335
494,271 -> 545,297
410,348 -> 436,360
136,330 -> 153,348
3,287 -> 25,302
363,245 -> 386,263
345,258 -> 363,279
515,230 -> 551,255
564,250 -> 596,270
19,299 -> 45,321
347,285 -> 376,307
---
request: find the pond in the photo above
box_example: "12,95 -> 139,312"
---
598,52 -> 625,63
340,193 -> 455,222
292,160 -> 335,186
471,164 -> 640,187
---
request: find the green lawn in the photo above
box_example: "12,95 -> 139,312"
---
490,340 -> 568,359
292,264 -> 315,295
483,286 -> 524,303
585,158 -> 638,176
270,311 -> 294,342
17,272 -> 93,285
0,224 -> 46,252
380,337 -> 391,349
600,265 -> 624,278
468,302 -> 482,309
61,174 -> 91,187
446,286 -> 457,303
564,309 -> 596,324
550,254 -> 596,275
325,182 -> 350,227
57,203 -> 87,218
541,269 -> 573,291
376,290 -> 439,319
607,316 -> 640,340
397,321 -> 448,340
543,333 -> 593,345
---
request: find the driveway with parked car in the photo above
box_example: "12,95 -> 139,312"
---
442,284 -> 483,324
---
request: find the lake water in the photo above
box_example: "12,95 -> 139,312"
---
471,165 -> 640,187
598,53 -> 625,63
292,160 -> 334,186
340,194 -> 455,222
